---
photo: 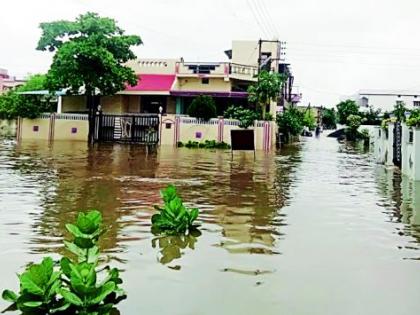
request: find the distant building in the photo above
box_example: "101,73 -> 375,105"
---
349,89 -> 420,113
0,68 -> 26,93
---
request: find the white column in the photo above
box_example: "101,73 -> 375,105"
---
57,95 -> 62,114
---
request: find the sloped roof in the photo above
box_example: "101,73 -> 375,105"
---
124,74 -> 175,93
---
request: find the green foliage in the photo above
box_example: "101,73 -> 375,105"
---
223,105 -> 258,129
2,257 -> 64,314
406,109 -> 420,127
336,99 -> 359,124
393,102 -> 407,122
380,117 -> 396,130
37,12 -> 142,96
187,95 -> 217,121
345,114 -> 365,141
302,110 -> 316,130
276,106 -> 304,138
262,112 -> 274,121
321,108 -> 337,129
16,74 -> 47,92
361,106 -> 381,125
180,140 -> 231,149
0,74 -> 53,120
248,70 -> 285,118
2,210 -> 125,314
152,185 -> 199,235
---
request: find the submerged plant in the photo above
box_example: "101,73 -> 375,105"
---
2,210 -> 125,315
2,257 -> 65,314
152,185 -> 199,234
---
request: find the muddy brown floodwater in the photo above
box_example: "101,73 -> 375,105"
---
0,136 -> 419,315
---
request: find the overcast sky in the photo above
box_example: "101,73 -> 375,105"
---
2,0 -> 420,106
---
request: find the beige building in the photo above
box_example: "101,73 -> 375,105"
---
0,68 -> 26,93
57,40 -> 297,116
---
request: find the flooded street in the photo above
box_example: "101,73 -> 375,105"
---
0,136 -> 419,315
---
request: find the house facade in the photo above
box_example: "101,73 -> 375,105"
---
58,40 -> 297,116
350,89 -> 420,113
15,40 -> 299,149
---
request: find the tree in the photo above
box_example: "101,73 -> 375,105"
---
36,12 -> 142,143
392,101 -> 407,122
248,70 -> 285,119
276,106 -> 304,141
361,106 -> 381,125
302,109 -> 316,130
336,99 -> 359,124
321,108 -> 337,129
345,114 -> 364,141
16,74 -> 47,92
187,95 -> 217,121
0,74 -> 52,120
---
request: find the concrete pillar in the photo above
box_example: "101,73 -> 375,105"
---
57,95 -> 62,114
413,127 -> 420,181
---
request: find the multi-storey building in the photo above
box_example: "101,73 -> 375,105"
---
0,68 -> 26,93
60,40 -> 299,115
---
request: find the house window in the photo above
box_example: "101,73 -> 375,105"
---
201,78 -> 209,85
396,100 -> 403,106
414,101 -> 420,107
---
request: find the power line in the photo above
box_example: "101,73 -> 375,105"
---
255,0 -> 279,38
246,0 -> 270,38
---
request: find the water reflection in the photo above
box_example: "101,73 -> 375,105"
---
374,165 -> 420,258
0,140 -> 299,260
151,230 -> 202,268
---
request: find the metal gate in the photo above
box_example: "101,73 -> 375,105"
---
393,122 -> 402,167
95,113 -> 159,144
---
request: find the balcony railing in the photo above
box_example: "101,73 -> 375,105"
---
175,62 -> 258,81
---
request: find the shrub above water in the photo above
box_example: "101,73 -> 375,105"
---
2,210 -> 126,315
187,95 -> 217,121
152,185 -> 199,235
223,105 -> 258,129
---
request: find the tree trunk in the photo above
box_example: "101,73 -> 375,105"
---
261,102 -> 267,120
86,90 -> 95,144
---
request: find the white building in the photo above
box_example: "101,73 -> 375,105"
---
349,89 -> 420,113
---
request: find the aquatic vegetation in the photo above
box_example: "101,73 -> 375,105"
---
152,185 -> 199,234
2,210 -> 125,315
1,257 -> 64,314
178,140 -> 231,149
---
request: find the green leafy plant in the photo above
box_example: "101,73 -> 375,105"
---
393,101 -> 408,122
0,74 -> 54,120
276,106 -> 304,140
380,117 -> 396,130
406,109 -> 420,127
2,257 -> 65,314
180,140 -> 230,149
303,109 -> 317,130
187,95 -> 217,121
247,70 -> 285,118
152,185 -> 199,234
2,210 -> 125,315
321,107 -> 337,129
361,106 -> 381,125
223,105 -> 258,129
345,114 -> 368,141
336,99 -> 359,124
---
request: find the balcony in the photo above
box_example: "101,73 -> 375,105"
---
175,62 -> 258,82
